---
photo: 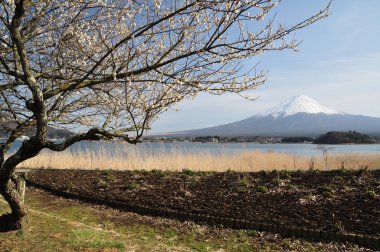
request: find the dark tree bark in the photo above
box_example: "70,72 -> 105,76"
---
0,129 -> 116,231
0,179 -> 27,232
0,139 -> 41,231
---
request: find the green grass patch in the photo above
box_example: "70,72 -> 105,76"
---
0,193 -> 263,252
317,184 -> 336,197
257,185 -> 269,193
238,177 -> 250,188
125,181 -> 140,190
64,228 -> 124,249
182,168 -> 196,176
366,190 -> 377,199
0,204 -> 124,251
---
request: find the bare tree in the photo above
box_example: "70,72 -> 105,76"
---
0,0 -> 330,230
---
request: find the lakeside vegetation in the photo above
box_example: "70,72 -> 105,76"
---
14,144 -> 380,172
314,131 -> 375,144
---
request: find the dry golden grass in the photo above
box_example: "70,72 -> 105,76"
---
14,143 -> 380,172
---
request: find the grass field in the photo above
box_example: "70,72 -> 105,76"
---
14,144 -> 380,172
0,188 -> 371,252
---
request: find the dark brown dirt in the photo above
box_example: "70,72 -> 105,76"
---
19,188 -> 374,252
26,168 -> 380,237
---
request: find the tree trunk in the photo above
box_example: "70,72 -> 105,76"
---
0,140 -> 41,232
0,178 -> 28,232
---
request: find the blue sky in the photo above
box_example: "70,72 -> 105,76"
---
150,0 -> 380,133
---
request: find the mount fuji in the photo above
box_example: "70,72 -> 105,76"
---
259,95 -> 344,118
165,95 -> 380,137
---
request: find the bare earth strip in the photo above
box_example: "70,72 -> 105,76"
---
0,188 -> 375,252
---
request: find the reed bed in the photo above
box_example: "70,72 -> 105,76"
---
14,143 -> 380,172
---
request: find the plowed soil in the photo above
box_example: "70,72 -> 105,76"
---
26,169 -> 380,237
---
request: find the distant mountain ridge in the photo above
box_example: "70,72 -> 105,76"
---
160,95 -> 380,137
0,113 -> 74,139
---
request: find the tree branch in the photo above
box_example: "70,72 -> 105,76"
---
44,128 -> 139,152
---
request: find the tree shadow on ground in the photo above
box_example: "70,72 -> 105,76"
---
0,213 -> 21,232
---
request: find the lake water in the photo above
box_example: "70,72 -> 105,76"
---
5,140 -> 380,156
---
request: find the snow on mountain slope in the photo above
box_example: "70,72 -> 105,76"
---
260,95 -> 344,118
155,95 -> 380,137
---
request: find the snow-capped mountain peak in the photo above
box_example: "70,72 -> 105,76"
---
260,95 -> 344,118
155,94 -> 380,137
